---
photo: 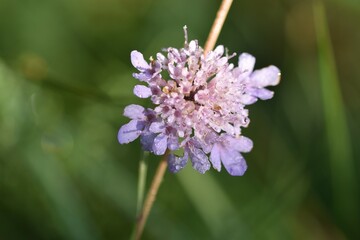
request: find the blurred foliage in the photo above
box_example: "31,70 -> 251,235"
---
1,0 -> 360,239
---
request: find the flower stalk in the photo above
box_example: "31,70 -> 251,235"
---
204,0 -> 233,54
135,152 -> 168,240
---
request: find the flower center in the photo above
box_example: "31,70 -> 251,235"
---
183,85 -> 204,105
184,90 -> 196,102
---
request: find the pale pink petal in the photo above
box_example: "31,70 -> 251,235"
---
238,53 -> 255,76
123,104 -> 145,119
210,143 -> 221,171
250,65 -> 280,87
247,88 -> 274,100
134,85 -> 152,98
226,135 -> 253,153
131,50 -> 150,71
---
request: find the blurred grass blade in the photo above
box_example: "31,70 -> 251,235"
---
130,151 -> 148,240
177,167 -> 247,239
136,152 -> 149,215
26,149 -> 99,240
313,0 -> 359,226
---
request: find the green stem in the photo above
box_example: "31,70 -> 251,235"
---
136,152 -> 149,215
134,153 -> 168,240
130,152 -> 148,240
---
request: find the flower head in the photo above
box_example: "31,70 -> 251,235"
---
118,27 -> 280,176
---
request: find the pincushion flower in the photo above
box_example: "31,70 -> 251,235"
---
118,27 -> 280,176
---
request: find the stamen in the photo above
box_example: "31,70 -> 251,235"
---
183,25 -> 188,47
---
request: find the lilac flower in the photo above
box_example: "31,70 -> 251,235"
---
118,104 -> 157,146
210,134 -> 253,176
118,27 -> 280,176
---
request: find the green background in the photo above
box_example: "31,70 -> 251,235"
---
0,0 -> 359,239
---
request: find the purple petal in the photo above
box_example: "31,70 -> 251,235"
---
226,135 -> 253,153
131,50 -> 150,71
239,94 -> 258,105
189,138 -> 203,149
210,144 -> 221,171
168,152 -> 188,173
202,131 -> 218,153
187,144 -> 210,174
153,133 -> 168,155
213,45 -> 224,57
149,122 -> 165,133
123,104 -> 145,119
156,53 -> 166,63
168,48 -> 181,61
133,72 -> 152,82
238,53 -> 255,77
118,120 -> 144,144
168,63 -> 182,79
250,65 -> 280,87
167,135 -> 179,151
134,85 -> 152,98
204,131 -> 218,143
140,132 -> 156,151
220,149 -> 247,176
188,40 -> 197,53
247,87 -> 274,100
